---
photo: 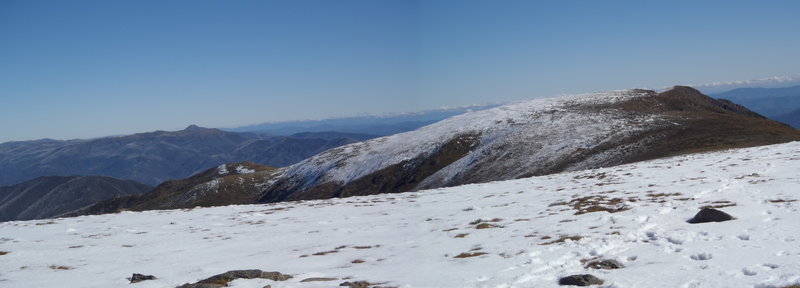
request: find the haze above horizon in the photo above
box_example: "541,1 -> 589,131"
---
2,0 -> 799,142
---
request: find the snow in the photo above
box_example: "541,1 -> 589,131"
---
217,164 -> 229,175
1,142 -> 800,287
235,165 -> 255,174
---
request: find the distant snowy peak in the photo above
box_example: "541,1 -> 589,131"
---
258,86 -> 800,203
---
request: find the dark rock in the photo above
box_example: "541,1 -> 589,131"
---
129,273 -> 156,283
340,281 -> 372,288
260,271 -> 292,281
176,269 -> 291,288
176,284 -> 223,288
687,208 -> 734,224
585,259 -> 624,270
558,274 -> 604,286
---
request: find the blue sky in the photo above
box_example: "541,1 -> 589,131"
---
1,0 -> 799,142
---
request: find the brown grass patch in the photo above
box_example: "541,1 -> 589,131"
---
0,251 -> 8,255
453,252 -> 488,258
475,223 -> 502,229
700,200 -> 736,209
541,235 -> 583,245
572,196 -> 629,215
769,199 -> 798,203
49,265 -> 73,270
312,250 -> 339,256
35,221 -> 56,226
351,259 -> 365,264
454,233 -> 469,238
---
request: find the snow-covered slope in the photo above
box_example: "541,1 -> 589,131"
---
259,86 -> 800,203
2,142 -> 799,288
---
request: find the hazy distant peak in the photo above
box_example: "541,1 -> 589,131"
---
184,124 -> 207,132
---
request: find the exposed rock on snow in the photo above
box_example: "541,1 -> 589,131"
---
585,259 -> 624,270
687,208 -> 735,224
558,274 -> 604,286
129,273 -> 156,283
176,270 -> 291,288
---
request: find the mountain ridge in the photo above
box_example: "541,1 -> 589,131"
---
72,86 -> 800,216
257,86 -> 800,203
0,175 -> 151,221
0,128 -> 376,187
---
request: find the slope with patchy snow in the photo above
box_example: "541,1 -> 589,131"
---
1,142 -> 799,288
259,86 -> 800,203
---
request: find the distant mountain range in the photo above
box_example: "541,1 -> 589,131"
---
0,126 -> 375,187
74,86 -> 800,214
226,104 -> 501,136
0,175 -> 151,221
711,85 -> 800,128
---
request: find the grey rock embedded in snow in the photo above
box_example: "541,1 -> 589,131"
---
558,274 -> 604,286
176,269 -> 291,288
129,273 -> 156,283
687,208 -> 734,224
340,281 -> 371,288
585,259 -> 624,270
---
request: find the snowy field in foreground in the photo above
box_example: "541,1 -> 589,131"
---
1,142 -> 799,288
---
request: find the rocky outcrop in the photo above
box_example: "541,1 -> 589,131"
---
558,274 -> 604,286
70,162 -> 275,215
687,208 -> 734,224
176,269 -> 291,288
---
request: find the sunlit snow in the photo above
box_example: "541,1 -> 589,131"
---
1,142 -> 799,287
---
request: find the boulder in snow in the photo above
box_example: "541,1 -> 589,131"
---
687,208 -> 734,224
558,274 -> 604,286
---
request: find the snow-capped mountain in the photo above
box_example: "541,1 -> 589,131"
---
258,86 -> 800,203
2,141 -> 798,287
67,86 -> 800,216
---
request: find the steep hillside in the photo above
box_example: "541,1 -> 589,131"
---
2,142 -> 799,287
0,176 -> 151,221
70,162 -> 276,216
257,86 -> 800,203
0,127 -> 373,186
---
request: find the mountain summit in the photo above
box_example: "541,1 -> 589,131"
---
257,86 -> 800,203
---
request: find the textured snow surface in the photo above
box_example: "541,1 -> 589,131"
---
2,142 -> 800,288
217,164 -> 229,175
278,89 -> 659,189
236,165 -> 255,174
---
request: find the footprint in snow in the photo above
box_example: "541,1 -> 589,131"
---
689,253 -> 712,261
742,267 -> 758,276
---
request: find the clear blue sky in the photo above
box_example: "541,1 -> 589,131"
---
2,0 -> 799,142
